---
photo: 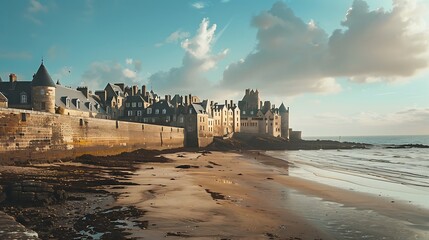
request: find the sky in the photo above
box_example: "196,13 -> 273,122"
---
1,0 -> 428,137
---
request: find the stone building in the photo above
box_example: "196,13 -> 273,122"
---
0,92 -> 7,108
0,63 -> 106,118
238,89 -> 287,138
209,100 -> 240,137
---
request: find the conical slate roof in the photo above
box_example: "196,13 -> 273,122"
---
279,103 -> 288,113
32,63 -> 55,87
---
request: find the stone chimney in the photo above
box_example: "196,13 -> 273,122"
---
9,73 -> 17,82
185,96 -> 188,106
188,94 -> 192,104
230,100 -> 233,108
142,85 -> 147,96
77,86 -> 89,99
132,85 -> 138,96
225,100 -> 228,107
245,89 -> 250,95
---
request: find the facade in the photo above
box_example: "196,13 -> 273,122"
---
238,89 -> 287,138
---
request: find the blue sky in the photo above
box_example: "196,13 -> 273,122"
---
1,0 -> 428,136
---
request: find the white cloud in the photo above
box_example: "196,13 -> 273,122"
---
125,58 -> 133,65
191,2 -> 206,9
156,30 -> 190,47
149,18 -> 228,95
25,0 -> 48,25
221,0 -> 429,97
122,68 -> 137,79
305,108 -> 429,135
28,0 -> 48,13
81,60 -> 144,90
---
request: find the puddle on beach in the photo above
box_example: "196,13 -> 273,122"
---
281,189 -> 429,240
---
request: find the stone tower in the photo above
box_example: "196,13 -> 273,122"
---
32,63 -> 56,113
279,103 -> 289,139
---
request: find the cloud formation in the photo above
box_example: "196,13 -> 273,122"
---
221,0 -> 429,96
191,2 -> 206,9
81,59 -> 143,91
149,18 -> 228,95
306,108 -> 429,135
155,30 -> 190,47
25,0 -> 48,25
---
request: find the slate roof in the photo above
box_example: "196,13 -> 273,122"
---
279,103 -> 288,113
0,81 -> 32,106
190,103 -> 206,114
32,63 -> 55,87
56,85 -> 101,113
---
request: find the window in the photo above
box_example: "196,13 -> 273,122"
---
132,102 -> 136,107
137,110 -> 142,116
66,98 -> 71,108
250,111 -> 254,114
189,109 -> 192,114
128,110 -> 133,116
147,108 -> 152,114
143,118 -> 148,123
138,102 -> 142,107
155,109 -> 159,114
126,103 -> 130,107
166,116 -> 170,122
88,103 -> 92,111
162,109 -> 166,114
76,100 -> 80,109
179,116 -> 184,123
152,118 -> 155,123
20,93 -> 27,104
40,89 -> 45,95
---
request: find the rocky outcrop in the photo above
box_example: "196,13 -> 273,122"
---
7,180 -> 67,206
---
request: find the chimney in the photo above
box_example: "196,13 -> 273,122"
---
210,100 -> 213,106
132,85 -> 138,96
142,85 -> 147,96
188,94 -> 192,104
9,73 -> 17,82
165,95 -> 169,102
245,89 -> 250,95
77,86 -> 89,99
185,96 -> 188,106
180,96 -> 183,105
225,100 -> 228,107
230,100 -> 233,108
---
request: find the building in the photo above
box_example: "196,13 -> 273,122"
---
238,89 -> 287,138
0,63 -> 106,118
209,100 -> 240,137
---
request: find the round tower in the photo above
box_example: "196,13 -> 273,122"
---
32,62 -> 56,113
279,103 -> 289,139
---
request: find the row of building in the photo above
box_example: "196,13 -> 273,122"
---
0,63 -> 297,147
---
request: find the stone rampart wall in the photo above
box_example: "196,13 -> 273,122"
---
0,108 -> 184,163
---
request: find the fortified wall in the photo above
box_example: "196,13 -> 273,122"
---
0,108 -> 185,163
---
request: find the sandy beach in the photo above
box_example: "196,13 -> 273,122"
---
1,149 -> 428,239
113,150 -> 429,239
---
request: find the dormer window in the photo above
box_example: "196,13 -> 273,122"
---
155,109 -> 159,114
147,108 -> 152,114
20,92 -> 27,104
66,98 -> 71,108
189,109 -> 192,114
72,98 -> 80,109
162,109 -> 166,114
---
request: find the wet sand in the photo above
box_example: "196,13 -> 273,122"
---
115,150 -> 429,239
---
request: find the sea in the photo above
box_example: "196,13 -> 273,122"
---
266,135 -> 429,240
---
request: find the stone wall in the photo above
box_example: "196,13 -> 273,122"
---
0,108 -> 185,163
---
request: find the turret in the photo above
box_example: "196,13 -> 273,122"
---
32,62 -> 56,113
279,103 -> 289,139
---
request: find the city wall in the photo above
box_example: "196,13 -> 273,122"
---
0,108 -> 185,163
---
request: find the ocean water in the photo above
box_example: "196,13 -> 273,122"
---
303,135 -> 429,145
266,136 -> 429,239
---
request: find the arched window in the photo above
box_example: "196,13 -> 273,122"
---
162,109 -> 166,114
